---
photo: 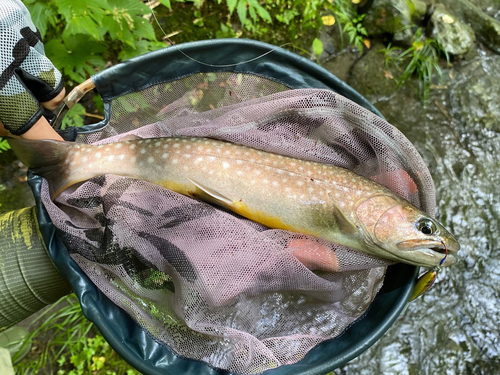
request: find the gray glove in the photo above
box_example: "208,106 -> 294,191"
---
0,0 -> 64,135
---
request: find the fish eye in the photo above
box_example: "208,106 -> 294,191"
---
418,219 -> 436,235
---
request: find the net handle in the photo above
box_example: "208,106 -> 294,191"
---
51,78 -> 96,130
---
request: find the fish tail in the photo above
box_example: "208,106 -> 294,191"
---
8,138 -> 76,199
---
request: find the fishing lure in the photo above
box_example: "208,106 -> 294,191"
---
410,241 -> 449,301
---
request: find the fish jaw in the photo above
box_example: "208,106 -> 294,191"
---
355,194 -> 461,268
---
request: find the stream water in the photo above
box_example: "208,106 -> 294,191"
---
335,52 -> 500,374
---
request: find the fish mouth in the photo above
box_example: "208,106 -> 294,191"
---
396,240 -> 459,267
397,240 -> 459,254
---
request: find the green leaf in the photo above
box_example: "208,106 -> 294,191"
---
61,103 -> 86,129
227,0 -> 238,14
312,37 -> 323,55
26,2 -> 58,38
247,0 -> 272,23
107,0 -> 151,14
0,138 -> 10,152
157,0 -> 172,10
45,34 -> 106,82
133,18 -> 156,40
236,0 -> 247,27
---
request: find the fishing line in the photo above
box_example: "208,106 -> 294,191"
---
146,0 -> 291,68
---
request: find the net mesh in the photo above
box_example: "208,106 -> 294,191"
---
41,72 -> 434,374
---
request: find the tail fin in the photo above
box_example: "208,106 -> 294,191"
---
8,138 -> 74,199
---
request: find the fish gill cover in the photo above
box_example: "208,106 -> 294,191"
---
39,72 -> 435,374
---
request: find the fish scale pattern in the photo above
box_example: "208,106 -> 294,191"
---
42,73 -> 435,374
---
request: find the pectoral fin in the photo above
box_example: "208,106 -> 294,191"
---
328,192 -> 358,234
187,178 -> 233,206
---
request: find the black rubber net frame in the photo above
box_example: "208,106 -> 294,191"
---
30,39 -> 418,375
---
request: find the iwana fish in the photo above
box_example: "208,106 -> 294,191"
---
8,137 -> 460,268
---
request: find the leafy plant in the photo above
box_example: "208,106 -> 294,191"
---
330,0 -> 368,52
0,137 -> 10,153
13,295 -> 139,375
380,29 -> 448,101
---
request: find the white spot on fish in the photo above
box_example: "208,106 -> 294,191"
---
138,140 -> 144,144
172,159 -> 178,164
115,143 -> 123,149
146,139 -> 152,144
96,152 -> 101,158
263,179 -> 269,184
182,139 -> 187,142
140,149 -> 147,154
155,141 -> 161,147
186,145 -> 191,150
183,166 -> 189,170
251,180 -> 256,184
108,155 -> 114,162
272,181 -> 279,187
208,156 -> 216,161
148,157 -> 154,164
131,156 -> 136,163
297,181 -> 304,187
222,162 -> 230,169
130,144 -> 136,150
173,143 -> 180,148
236,160 -> 243,165
198,146 -> 204,151
308,187 -> 314,193
175,150 -> 180,154
119,155 -> 125,160
183,154 -> 191,158
162,153 -> 169,159
236,171 -> 244,176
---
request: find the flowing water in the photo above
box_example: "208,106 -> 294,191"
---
336,53 -> 500,374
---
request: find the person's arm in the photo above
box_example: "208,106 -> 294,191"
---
0,0 -> 65,141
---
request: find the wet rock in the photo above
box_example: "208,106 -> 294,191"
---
362,0 -> 427,45
436,0 -> 500,53
450,56 -> 500,132
430,4 -> 475,56
347,42 -> 401,102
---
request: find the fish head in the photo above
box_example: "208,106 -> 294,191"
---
356,194 -> 460,267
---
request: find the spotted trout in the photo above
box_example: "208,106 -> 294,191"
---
9,137 -> 460,268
